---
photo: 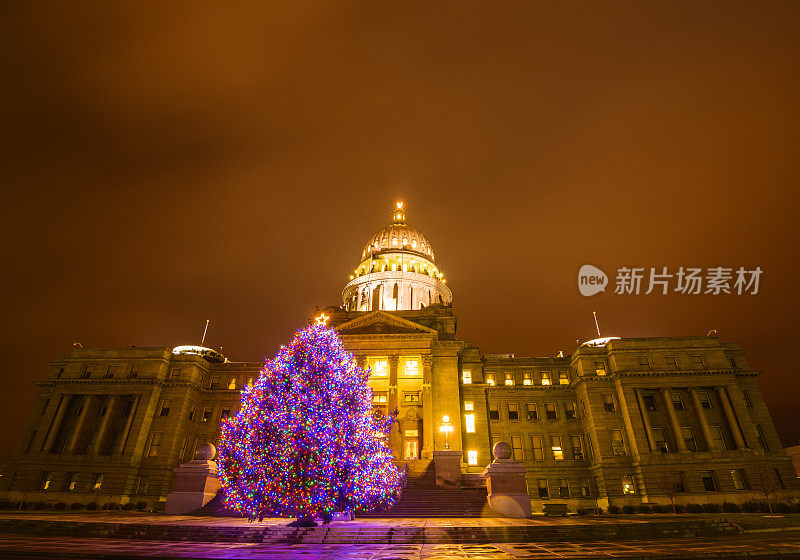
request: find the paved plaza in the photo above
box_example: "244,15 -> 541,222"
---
2,532 -> 800,559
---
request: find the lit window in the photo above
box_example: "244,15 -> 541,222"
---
594,361 -> 606,375
464,401 -> 474,411
485,373 -> 495,386
371,359 -> 388,377
504,372 -> 514,386
404,360 -> 419,377
541,371 -> 551,385
622,474 -> 635,494
526,403 -> 538,421
522,372 -> 532,385
92,473 -> 103,491
411,240 -> 418,249
551,435 -> 563,460
65,472 -> 78,491
403,392 -> 420,403
40,472 -> 52,491
202,408 -> 212,423
227,377 -> 237,390
559,371 -> 569,385
372,393 -> 387,404
462,370 -> 472,384
392,237 -> 398,246
467,450 -> 478,465
465,413 -> 475,433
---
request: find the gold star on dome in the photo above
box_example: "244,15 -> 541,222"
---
315,314 -> 329,326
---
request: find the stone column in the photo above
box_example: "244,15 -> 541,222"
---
41,395 -> 68,453
91,396 -> 116,455
689,388 -> 717,452
66,395 -> 92,454
614,379 -> 640,460
388,356 -> 400,455
421,355 -> 434,459
716,386 -> 746,449
661,388 -> 688,452
114,395 -> 140,455
634,389 -> 656,453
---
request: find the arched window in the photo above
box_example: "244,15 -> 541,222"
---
393,283 -> 399,299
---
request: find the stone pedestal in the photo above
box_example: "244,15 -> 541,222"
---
164,444 -> 220,515
482,442 -> 532,518
434,450 -> 462,488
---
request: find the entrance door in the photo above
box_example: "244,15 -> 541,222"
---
404,438 -> 419,460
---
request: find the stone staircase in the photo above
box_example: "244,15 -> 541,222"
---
358,459 -> 495,518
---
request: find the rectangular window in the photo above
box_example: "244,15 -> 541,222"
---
465,414 -> 475,433
467,450 -> 478,466
105,366 -> 116,379
227,377 -> 237,390
731,469 -> 749,490
545,402 -> 557,420
522,372 -> 532,385
122,398 -> 134,417
134,476 -> 149,495
97,397 -> 109,417
671,471 -> 685,493
585,432 -> 595,459
756,424 -> 769,450
504,372 -> 514,386
537,478 -> 549,498
565,402 -> 577,420
65,472 -> 78,491
559,371 -> 570,385
371,359 -> 388,377
603,394 -> 616,412
81,366 -> 93,379
169,368 -> 181,381
559,478 -> 570,498
531,435 -> 544,461
511,436 -> 523,461
652,427 -> 669,453
92,473 -> 103,491
570,434 -> 584,460
581,478 -> 592,497
681,426 -> 697,452
403,392 -> 420,403
508,403 -> 519,421
404,359 -> 419,377
671,391 -> 685,410
665,355 -> 678,370
637,355 -> 650,367
698,391 -> 712,409
621,474 -> 635,494
40,471 -> 51,490
595,361 -> 606,376
207,376 -> 219,390
189,404 -> 197,421
128,365 -> 139,379
701,471 -> 717,491
540,371 -> 551,385
692,355 -> 706,368
610,429 -> 626,455
464,401 -> 474,411
485,373 -> 495,386
147,432 -> 163,457
643,394 -> 658,411
551,435 -> 564,461
246,377 -> 254,388
372,393 -> 387,404
710,425 -> 726,450
179,436 -> 189,461
202,408 -> 212,423
742,389 -> 752,407
526,403 -> 538,421
158,400 -> 171,417
220,408 -> 231,421
462,370 -> 472,384
489,403 -> 500,420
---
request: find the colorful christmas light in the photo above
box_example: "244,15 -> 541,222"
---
218,323 -> 406,523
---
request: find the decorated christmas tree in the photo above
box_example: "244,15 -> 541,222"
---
218,318 -> 406,525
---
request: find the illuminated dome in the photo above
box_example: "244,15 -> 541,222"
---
172,345 -> 228,363
343,202 -> 452,311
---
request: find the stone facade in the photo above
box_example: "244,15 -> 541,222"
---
1,204 -> 797,511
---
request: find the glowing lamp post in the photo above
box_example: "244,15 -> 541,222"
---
440,415 -> 454,450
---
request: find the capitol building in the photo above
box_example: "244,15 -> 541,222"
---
1,203 -> 797,512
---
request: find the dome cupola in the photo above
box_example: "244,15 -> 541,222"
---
343,202 -> 451,311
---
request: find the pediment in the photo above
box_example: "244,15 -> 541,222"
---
335,311 -> 437,336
